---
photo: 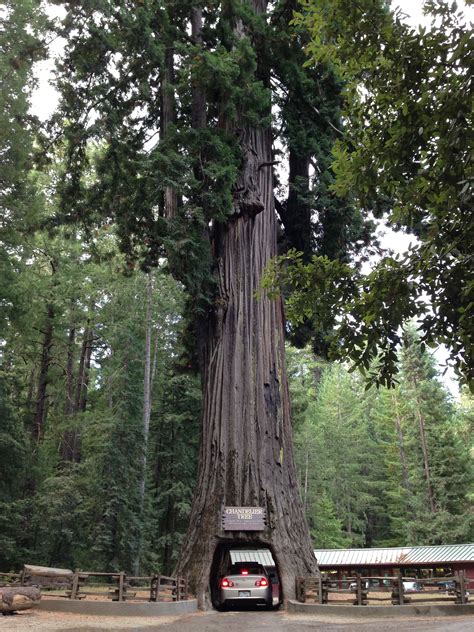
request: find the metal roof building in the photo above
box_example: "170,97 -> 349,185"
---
230,543 -> 474,579
314,543 -> 474,567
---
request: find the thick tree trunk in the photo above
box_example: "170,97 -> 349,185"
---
32,304 -> 54,443
176,131 -> 318,607
174,0 -> 318,607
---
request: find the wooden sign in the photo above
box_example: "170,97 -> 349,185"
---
222,506 -> 266,531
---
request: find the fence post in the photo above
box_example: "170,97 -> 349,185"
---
355,575 -> 362,606
456,572 -> 467,605
398,574 -> 404,605
70,571 -> 79,600
173,577 -> 178,602
118,572 -> 125,602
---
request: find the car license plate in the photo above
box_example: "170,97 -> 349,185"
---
239,590 -> 251,598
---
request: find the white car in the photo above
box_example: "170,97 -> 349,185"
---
403,581 -> 424,593
218,562 -> 272,609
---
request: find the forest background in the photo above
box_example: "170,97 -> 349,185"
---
1,0 -> 473,576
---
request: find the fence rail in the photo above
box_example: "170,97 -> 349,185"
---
0,566 -> 188,603
67,571 -> 188,602
296,573 -> 471,606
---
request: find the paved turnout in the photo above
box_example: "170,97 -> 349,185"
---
3,608 -> 473,631
159,610 -> 474,632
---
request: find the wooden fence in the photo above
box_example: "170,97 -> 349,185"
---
68,571 -> 188,602
296,573 -> 471,606
0,566 -> 188,603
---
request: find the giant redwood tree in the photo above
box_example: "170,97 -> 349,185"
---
49,0 -> 372,604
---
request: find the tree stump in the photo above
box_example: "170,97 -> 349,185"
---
0,587 -> 41,615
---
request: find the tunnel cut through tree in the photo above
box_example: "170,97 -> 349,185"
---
53,0 -> 373,605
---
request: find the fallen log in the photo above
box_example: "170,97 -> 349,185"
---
23,565 -> 73,578
22,565 -> 73,589
0,586 -> 41,614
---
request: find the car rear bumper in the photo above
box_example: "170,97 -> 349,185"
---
222,597 -> 270,607
220,585 -> 272,606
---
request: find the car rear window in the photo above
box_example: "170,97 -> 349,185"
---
229,563 -> 266,576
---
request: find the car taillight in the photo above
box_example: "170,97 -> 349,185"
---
255,577 -> 268,587
241,570 -> 249,575
221,578 -> 234,588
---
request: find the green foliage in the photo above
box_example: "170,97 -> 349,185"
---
289,337 -> 473,548
0,205 -> 200,570
0,0 -> 48,234
396,326 -> 473,543
277,0 -> 474,387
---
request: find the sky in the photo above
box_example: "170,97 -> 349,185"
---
30,1 -> 470,395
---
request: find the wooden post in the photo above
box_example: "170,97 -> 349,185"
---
301,577 -> 306,603
118,572 -> 124,602
318,576 -> 323,604
455,572 -> 467,605
70,572 -> 79,600
398,574 -> 404,605
460,572 -> 466,605
356,575 -> 362,606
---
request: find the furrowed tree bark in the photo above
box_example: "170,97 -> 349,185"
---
32,304 -> 54,443
175,2 -> 318,606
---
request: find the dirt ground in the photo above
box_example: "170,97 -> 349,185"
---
0,609 -> 182,631
2,608 -> 473,632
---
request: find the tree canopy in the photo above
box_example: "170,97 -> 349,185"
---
264,0 -> 473,389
